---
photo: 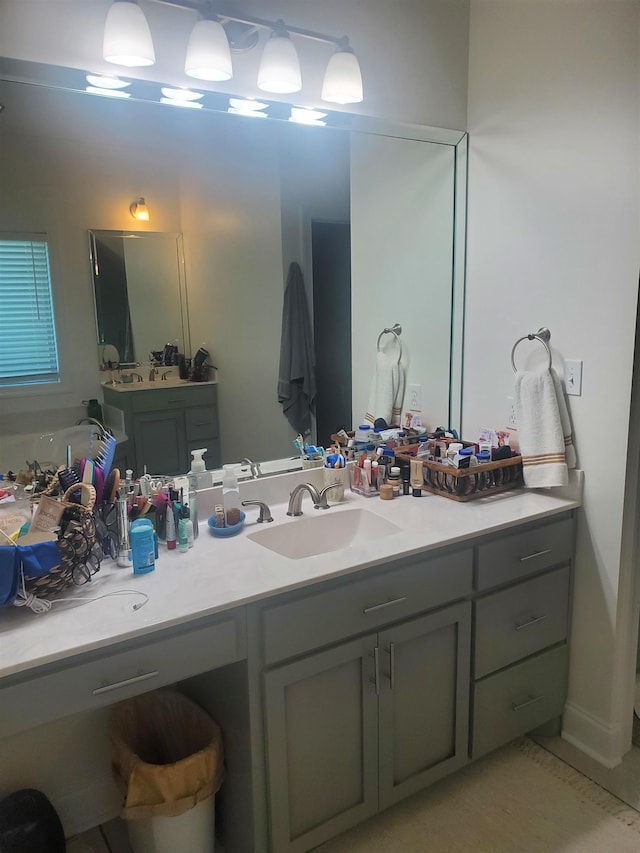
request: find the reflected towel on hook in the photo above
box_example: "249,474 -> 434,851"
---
365,351 -> 405,427
514,369 -> 568,488
277,262 -> 316,435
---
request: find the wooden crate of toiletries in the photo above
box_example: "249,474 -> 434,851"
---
394,444 -> 523,502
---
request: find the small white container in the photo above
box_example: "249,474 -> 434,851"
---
355,424 -> 373,443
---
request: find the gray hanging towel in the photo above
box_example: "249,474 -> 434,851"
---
278,262 -> 316,435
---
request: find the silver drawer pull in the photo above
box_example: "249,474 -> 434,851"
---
519,549 -> 552,563
92,670 -> 159,696
514,614 -> 548,632
512,694 -> 543,712
363,596 -> 407,614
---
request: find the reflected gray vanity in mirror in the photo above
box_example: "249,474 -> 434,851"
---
0,57 -> 467,480
89,230 -> 189,367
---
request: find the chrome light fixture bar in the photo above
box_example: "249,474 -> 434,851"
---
102,0 -> 364,104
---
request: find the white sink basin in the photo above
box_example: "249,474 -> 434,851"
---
248,508 -> 402,560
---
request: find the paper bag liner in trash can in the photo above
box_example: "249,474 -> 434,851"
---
110,689 -> 225,821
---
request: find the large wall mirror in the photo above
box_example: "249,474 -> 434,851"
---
0,58 -> 466,476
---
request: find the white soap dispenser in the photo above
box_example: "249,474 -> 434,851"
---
190,448 -> 207,473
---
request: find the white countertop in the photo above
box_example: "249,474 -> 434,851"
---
0,473 -> 582,681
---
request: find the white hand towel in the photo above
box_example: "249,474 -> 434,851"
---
365,351 -> 405,426
551,367 -> 577,469
514,369 -> 568,488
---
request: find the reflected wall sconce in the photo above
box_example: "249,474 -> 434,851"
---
130,197 -> 150,221
102,0 -> 364,104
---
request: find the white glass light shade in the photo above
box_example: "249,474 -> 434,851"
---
257,33 -> 301,94
185,19 -> 232,81
321,49 -> 363,104
103,1 -> 155,67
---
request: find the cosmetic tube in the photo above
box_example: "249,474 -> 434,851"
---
165,502 -> 177,550
410,459 -> 423,495
116,488 -> 132,568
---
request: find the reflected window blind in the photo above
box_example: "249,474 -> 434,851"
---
0,234 -> 60,386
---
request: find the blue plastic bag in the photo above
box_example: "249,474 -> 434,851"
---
0,546 -> 20,607
17,541 -> 60,578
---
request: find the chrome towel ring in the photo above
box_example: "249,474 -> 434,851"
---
511,327 -> 552,373
377,323 -> 402,364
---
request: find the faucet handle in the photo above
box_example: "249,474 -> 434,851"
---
315,484 -> 334,510
241,499 -> 273,523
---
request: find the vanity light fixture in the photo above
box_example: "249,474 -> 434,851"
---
321,39 -> 364,105
103,0 -> 156,68
257,22 -> 302,95
101,0 -> 364,104
130,197 -> 150,221
185,18 -> 233,81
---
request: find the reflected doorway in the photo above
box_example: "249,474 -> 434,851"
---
312,221 -> 352,447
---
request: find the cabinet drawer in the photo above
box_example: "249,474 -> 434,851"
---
0,611 -> 245,739
130,385 -> 217,413
475,517 -> 573,591
471,645 -> 568,759
262,549 -> 472,665
474,566 -> 570,679
185,405 -> 219,441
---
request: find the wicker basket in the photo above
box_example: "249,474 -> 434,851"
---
23,481 -> 99,597
395,445 -> 523,502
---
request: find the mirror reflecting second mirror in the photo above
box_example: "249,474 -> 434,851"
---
89,230 -> 189,368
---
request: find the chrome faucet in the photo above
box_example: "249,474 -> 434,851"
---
241,457 -> 261,480
161,370 -> 173,380
242,500 -> 273,523
148,366 -> 157,381
128,372 -> 143,382
286,483 -> 333,517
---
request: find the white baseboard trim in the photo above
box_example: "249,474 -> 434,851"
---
53,773 -> 121,838
562,700 -> 623,769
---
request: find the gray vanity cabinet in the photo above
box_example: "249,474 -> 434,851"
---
103,384 -> 220,475
263,600 -> 471,853
470,516 -> 575,759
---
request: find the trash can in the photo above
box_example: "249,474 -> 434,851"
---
110,689 -> 224,853
0,789 -> 65,853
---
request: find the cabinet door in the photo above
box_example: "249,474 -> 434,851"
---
264,636 -> 379,853
378,601 -> 471,809
132,410 -> 187,474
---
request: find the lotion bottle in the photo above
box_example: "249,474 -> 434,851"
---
222,464 -> 241,517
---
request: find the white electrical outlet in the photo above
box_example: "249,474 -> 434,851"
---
565,359 -> 583,396
408,384 -> 422,412
507,397 -> 517,427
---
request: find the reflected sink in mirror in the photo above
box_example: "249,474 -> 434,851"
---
248,508 -> 402,560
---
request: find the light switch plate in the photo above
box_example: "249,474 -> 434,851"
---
564,359 -> 583,396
